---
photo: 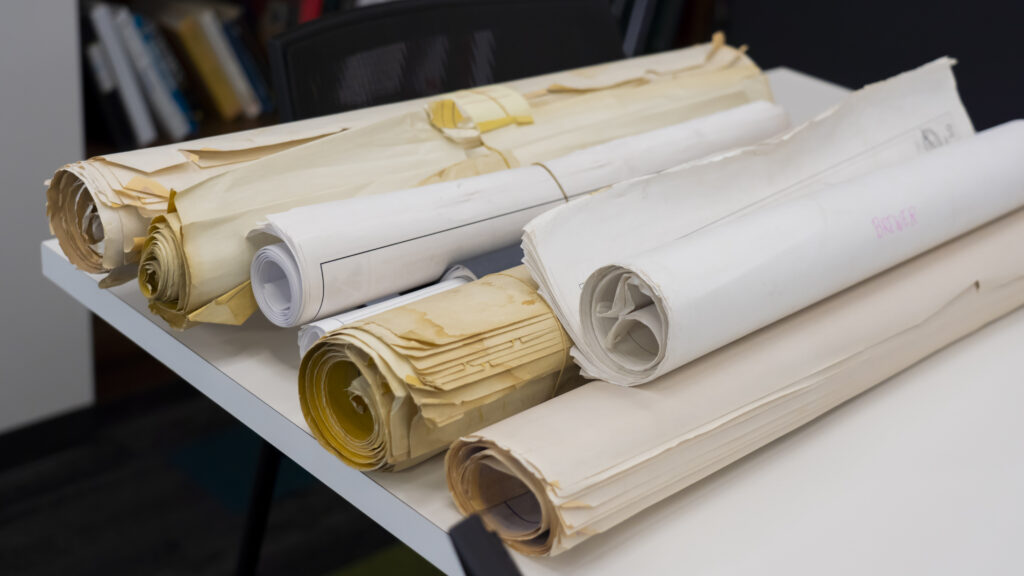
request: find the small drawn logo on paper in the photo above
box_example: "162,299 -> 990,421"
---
873,207 -> 918,239
921,123 -> 957,150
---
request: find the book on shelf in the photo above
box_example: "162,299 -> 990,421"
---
88,2 -> 159,147
223,16 -> 275,114
138,15 -> 200,135
82,12 -> 136,150
82,0 -> 352,149
196,6 -> 263,118
155,4 -> 245,121
113,5 -> 196,141
297,0 -> 325,23
252,0 -> 349,47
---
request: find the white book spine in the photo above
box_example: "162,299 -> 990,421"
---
112,7 -> 190,141
196,10 -> 261,119
84,42 -> 116,95
88,3 -> 158,146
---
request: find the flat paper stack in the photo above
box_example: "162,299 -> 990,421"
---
299,267 -> 579,472
136,39 -> 773,328
448,207 -> 1024,556
251,101 -> 788,328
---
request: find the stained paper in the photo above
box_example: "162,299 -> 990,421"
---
139,39 -> 772,329
296,265 -> 477,357
522,58 -> 975,378
448,208 -> 1024,556
45,110 -> 397,276
252,101 -> 788,327
299,267 -> 581,472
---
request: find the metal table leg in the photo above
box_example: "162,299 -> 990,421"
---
235,439 -> 282,576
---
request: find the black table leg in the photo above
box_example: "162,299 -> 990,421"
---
235,439 -> 282,576
450,514 -> 521,576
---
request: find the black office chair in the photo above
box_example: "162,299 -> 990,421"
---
268,0 -> 625,121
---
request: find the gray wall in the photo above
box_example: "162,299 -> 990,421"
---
0,0 -> 93,432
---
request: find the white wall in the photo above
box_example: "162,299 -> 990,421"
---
0,0 -> 93,432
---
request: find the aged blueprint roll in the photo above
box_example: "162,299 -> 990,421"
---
45,114 -> 373,278
299,266 -> 581,472
139,39 -> 773,329
448,207 -> 1024,556
252,101 -> 787,328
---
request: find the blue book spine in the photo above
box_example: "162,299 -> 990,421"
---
223,20 -> 274,114
136,14 -> 197,135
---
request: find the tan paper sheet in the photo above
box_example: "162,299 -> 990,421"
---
447,209 -> 1024,556
299,266 -> 581,472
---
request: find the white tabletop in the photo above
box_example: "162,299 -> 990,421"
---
42,69 -> 1024,575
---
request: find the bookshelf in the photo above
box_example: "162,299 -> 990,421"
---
79,0 -> 359,400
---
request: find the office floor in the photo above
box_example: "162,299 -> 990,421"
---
0,380 -> 441,575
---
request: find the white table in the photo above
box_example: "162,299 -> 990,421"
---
41,69 -> 1024,575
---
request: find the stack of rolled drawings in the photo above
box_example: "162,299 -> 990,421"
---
136,37 -> 773,329
448,205 -> 1024,555
445,58 -> 1024,555
40,32 -> 1024,564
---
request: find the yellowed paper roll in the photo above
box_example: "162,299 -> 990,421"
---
299,266 -> 581,472
136,39 -> 772,328
447,209 -> 1024,556
45,113 -> 382,276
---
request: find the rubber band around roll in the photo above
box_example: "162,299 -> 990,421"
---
533,161 -> 570,202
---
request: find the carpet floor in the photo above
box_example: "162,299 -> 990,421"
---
0,381 -> 441,575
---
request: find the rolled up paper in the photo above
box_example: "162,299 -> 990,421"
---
136,40 -> 773,329
296,265 -> 477,357
522,58 -> 975,363
45,111 -> 390,276
252,101 -> 788,327
299,266 -> 581,472
580,120 -> 1024,385
448,207 -> 1024,556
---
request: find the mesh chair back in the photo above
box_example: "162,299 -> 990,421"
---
269,0 -> 624,121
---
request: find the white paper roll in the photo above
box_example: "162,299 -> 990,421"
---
251,243 -> 304,327
521,58 -> 975,383
580,120 -> 1024,385
448,207 -> 1024,556
251,102 -> 789,327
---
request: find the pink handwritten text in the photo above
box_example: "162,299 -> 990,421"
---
873,207 -> 918,239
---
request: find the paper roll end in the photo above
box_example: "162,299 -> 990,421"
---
251,242 -> 305,328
